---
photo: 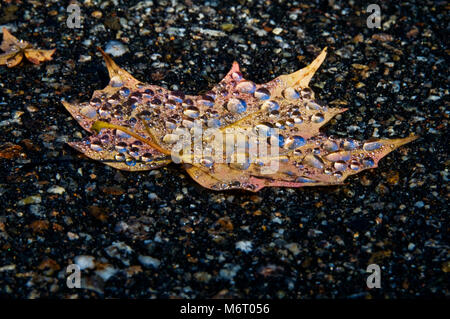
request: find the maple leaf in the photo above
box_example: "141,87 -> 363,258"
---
63,47 -> 417,192
0,27 -> 56,67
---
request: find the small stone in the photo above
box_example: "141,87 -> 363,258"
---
47,185 -> 66,195
105,41 -> 128,57
18,195 -> 41,206
74,255 -> 95,270
138,255 -> 160,269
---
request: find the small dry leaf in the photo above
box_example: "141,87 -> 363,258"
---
63,47 -> 417,192
0,27 -> 55,67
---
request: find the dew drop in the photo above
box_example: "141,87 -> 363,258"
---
125,157 -> 136,166
311,113 -> 324,123
334,161 -> 347,171
325,151 -> 351,162
295,176 -> 316,183
304,154 -> 324,169
343,140 -> 356,150
110,76 -> 123,87
163,133 -> 179,144
363,141 -> 382,151
254,87 -> 271,100
115,142 -> 128,153
183,106 -> 200,119
141,153 -> 153,162
119,87 -> 130,97
115,153 -> 125,162
285,136 -> 306,149
80,105 -> 97,119
261,100 -> 279,112
227,98 -> 247,114
90,141 -> 103,152
282,87 -> 300,100
362,157 -> 375,167
236,81 -> 256,94
323,140 -> 339,152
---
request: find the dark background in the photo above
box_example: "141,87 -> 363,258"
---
0,0 -> 448,298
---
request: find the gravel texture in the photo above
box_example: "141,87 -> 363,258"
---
0,0 -> 448,298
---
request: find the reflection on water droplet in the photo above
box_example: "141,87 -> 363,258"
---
128,147 -> 140,157
261,100 -> 279,112
115,153 -> 125,161
115,142 -> 127,153
207,118 -> 221,128
236,81 -> 256,94
98,105 -> 111,117
126,157 -> 136,166
199,95 -> 215,107
306,101 -> 321,111
350,161 -> 360,170
81,105 -> 97,118
362,157 -> 375,167
363,141 -> 382,151
304,154 -> 324,169
119,87 -> 130,97
110,76 -> 123,87
202,157 -> 214,168
333,171 -> 343,179
343,140 -> 356,150
163,133 -> 179,144
334,161 -> 347,171
183,106 -> 200,118
301,88 -> 312,99
325,151 -> 351,162
282,87 -> 300,100
227,98 -> 247,114
90,141 -> 103,151
116,130 -> 130,139
311,113 -> 324,123
165,119 -> 177,129
232,72 -> 243,81
255,122 -> 274,137
169,91 -> 185,103
254,87 -> 271,100
141,153 -> 153,162
323,140 -> 338,152
295,176 -> 316,183
285,136 -> 306,149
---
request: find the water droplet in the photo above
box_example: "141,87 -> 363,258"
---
295,176 -> 316,183
232,72 -> 243,81
163,133 -> 179,144
116,130 -> 130,139
80,105 -> 97,118
90,141 -> 103,151
323,140 -> 338,152
183,106 -> 200,118
269,134 -> 285,148
169,91 -> 185,103
150,98 -> 162,107
115,153 -> 125,161
115,142 -> 128,153
229,160 -> 251,170
141,153 -> 153,162
128,147 -> 140,157
254,122 -> 274,137
201,157 -> 214,168
343,140 -> 356,150
362,157 -> 375,167
236,81 -> 256,94
285,136 -> 306,149
261,100 -> 279,112
311,113 -> 324,123
363,141 -> 382,151
165,119 -> 177,129
125,157 -> 136,166
199,95 -> 215,107
207,118 -> 221,128
110,76 -> 123,87
334,161 -> 347,171
350,161 -> 360,170
227,98 -> 247,114
306,101 -> 321,111
333,171 -> 343,179
98,105 -> 111,117
300,88 -> 312,99
325,151 -> 351,162
165,99 -> 177,110
304,154 -> 324,169
282,87 -> 300,100
119,87 -> 130,97
254,87 -> 271,100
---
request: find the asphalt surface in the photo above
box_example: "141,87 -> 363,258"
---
0,0 -> 448,298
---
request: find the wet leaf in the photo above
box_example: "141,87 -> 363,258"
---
0,27 -> 55,67
63,47 -> 417,192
